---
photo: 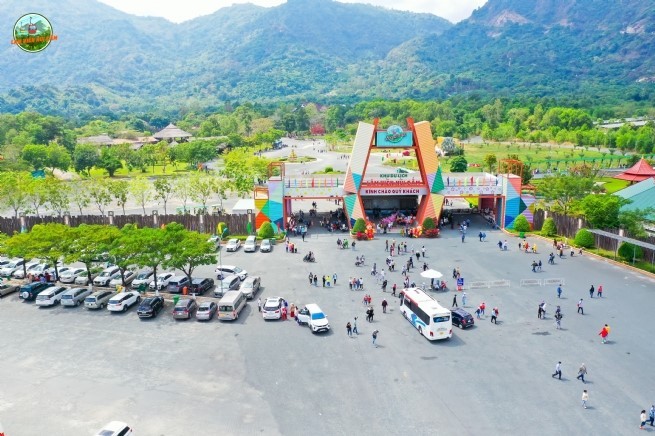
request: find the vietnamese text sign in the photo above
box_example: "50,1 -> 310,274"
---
360,187 -> 428,196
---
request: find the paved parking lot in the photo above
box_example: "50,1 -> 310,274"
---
2,215 -> 655,435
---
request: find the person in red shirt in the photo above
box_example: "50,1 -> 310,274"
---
599,325 -> 609,344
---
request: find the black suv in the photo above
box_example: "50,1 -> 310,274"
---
191,278 -> 214,295
19,282 -> 52,301
451,308 -> 475,329
137,296 -> 164,318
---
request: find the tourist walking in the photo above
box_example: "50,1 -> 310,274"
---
589,285 -> 595,298
557,285 -> 562,298
581,390 -> 589,409
599,324 -> 609,343
576,363 -> 587,383
392,283 -> 397,296
381,299 -> 388,313
372,329 -> 379,347
346,322 -> 352,337
641,410 -> 648,430
597,285 -> 603,298
352,317 -> 359,335
552,361 -> 562,380
462,292 -> 467,307
555,311 -> 562,329
452,294 -> 458,308
333,273 -> 337,285
257,298 -> 261,312
577,299 -> 584,315
490,307 -> 498,324
649,405 -> 654,426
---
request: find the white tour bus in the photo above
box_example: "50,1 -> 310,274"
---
399,287 -> 452,340
217,290 -> 247,321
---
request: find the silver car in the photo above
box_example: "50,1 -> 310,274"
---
196,301 -> 218,321
84,290 -> 117,309
59,268 -> 87,284
61,287 -> 93,307
240,276 -> 261,299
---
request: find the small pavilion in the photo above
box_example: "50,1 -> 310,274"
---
153,123 -> 192,142
614,158 -> 655,184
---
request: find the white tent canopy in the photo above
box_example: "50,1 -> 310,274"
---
231,199 -> 255,214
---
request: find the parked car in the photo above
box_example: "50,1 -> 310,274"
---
137,296 -> 165,318
295,303 -> 331,333
59,267 -> 86,284
109,270 -> 137,288
215,265 -> 248,280
243,235 -> 257,252
35,286 -> 68,307
11,260 -> 41,279
149,272 -> 174,290
74,272 -> 97,286
196,301 -> 218,321
0,282 -> 19,297
451,308 -> 475,329
262,296 -> 284,320
131,269 -> 154,288
18,282 -> 51,301
240,276 -> 261,299
93,266 -> 121,287
0,259 -> 25,277
84,290 -> 117,310
166,275 -> 191,293
260,239 -> 272,252
214,274 -> 241,298
94,421 -> 133,436
190,277 -> 214,295
225,238 -> 241,252
208,235 -> 221,250
173,298 -> 198,319
107,291 -> 141,312
61,287 -> 93,307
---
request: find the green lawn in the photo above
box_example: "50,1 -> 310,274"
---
85,163 -> 192,179
596,177 -> 631,194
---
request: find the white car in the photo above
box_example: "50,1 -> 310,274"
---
12,261 -> 44,279
260,239 -> 272,252
59,267 -> 87,284
74,272 -> 96,285
94,421 -> 133,436
225,238 -> 241,252
208,235 -> 221,250
93,266 -> 121,287
296,303 -> 331,333
0,259 -> 25,277
131,269 -> 154,288
149,272 -> 174,290
107,291 -> 141,312
262,296 -> 285,320
215,265 -> 248,281
109,270 -> 137,288
35,286 -> 68,307
60,287 -> 93,307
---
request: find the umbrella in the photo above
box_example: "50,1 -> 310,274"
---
420,269 -> 443,279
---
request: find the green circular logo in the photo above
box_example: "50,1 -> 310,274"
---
13,13 -> 53,53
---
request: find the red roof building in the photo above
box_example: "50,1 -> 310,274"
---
614,158 -> 655,183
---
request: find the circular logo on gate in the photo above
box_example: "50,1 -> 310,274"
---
385,125 -> 407,143
12,13 -> 54,53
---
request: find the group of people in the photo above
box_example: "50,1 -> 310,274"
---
307,272 -> 337,287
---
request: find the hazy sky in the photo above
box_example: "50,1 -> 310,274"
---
98,0 -> 488,23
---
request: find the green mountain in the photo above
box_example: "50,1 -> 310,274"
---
0,0 -> 653,117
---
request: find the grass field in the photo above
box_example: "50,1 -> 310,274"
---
596,177 -> 631,194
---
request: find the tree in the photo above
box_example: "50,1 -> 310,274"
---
66,224 -> 121,284
88,179 -> 112,216
173,176 -> 192,213
130,227 -> 167,293
69,181 -> 90,215
537,174 -> 598,216
578,194 -> 627,229
45,143 -> 72,171
618,242 -> 643,263
189,173 -> 217,211
483,154 -> 497,173
130,176 -> 153,216
449,156 -> 468,172
21,144 -> 49,170
24,223 -> 69,279
258,221 -> 274,239
512,215 -> 531,232
0,171 -> 32,218
541,217 -> 557,237
574,228 -> 595,248
98,147 -> 123,177
26,178 -> 48,216
619,209 -> 654,238
153,177 -> 175,215
108,179 -> 130,215
162,223 -> 216,285
352,218 -> 366,233
43,177 -> 71,216
109,224 -> 142,286
0,232 -> 34,278
73,143 -> 99,175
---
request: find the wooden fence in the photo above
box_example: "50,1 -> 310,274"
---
0,213 -> 251,236
533,209 -> 655,263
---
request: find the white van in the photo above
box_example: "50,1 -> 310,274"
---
296,303 -> 331,333
244,235 -> 257,252
35,286 -> 68,307
217,290 -> 247,321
